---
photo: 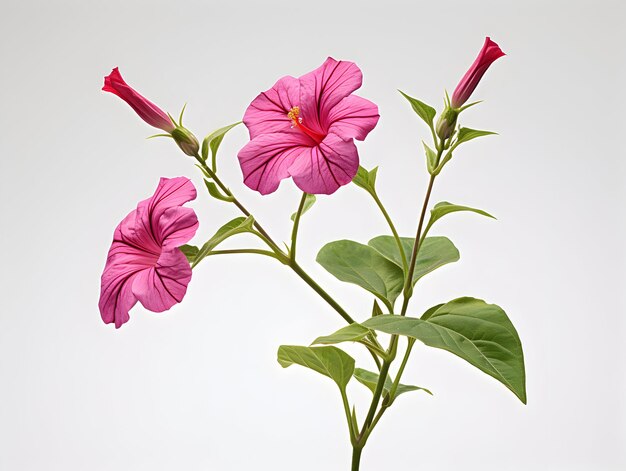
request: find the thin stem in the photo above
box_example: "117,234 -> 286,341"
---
357,141 -> 446,447
204,248 -> 283,260
400,174 -> 436,315
194,155 -> 282,253
341,389 -> 356,444
386,338 -> 415,405
290,192 -> 308,260
351,446 -> 363,471
370,191 -> 408,273
289,260 -> 356,324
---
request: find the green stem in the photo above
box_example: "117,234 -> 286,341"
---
341,389 -> 356,444
351,446 -> 363,471
204,248 -> 284,260
290,192 -> 308,260
357,141 -> 446,448
370,191 -> 408,273
386,338 -> 415,405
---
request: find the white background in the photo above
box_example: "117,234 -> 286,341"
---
1,0 -> 624,469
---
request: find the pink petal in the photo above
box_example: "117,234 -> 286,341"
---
237,131 -> 315,195
325,95 -> 380,141
158,206 -> 199,249
298,58 -> 363,131
99,262 -> 142,329
243,75 -> 300,139
136,177 -> 198,247
289,133 -> 359,195
132,249 -> 192,313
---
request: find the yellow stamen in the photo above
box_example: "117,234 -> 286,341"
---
287,106 -> 301,127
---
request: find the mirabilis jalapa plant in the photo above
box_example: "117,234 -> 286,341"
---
100,37 -> 525,470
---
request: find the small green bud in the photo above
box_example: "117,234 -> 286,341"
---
435,106 -> 459,141
171,126 -> 200,156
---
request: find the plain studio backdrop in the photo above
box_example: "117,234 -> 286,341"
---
1,0 -> 624,469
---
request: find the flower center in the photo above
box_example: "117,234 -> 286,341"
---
287,106 -> 325,143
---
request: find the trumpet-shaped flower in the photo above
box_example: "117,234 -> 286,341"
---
238,58 -> 379,195
99,177 -> 199,328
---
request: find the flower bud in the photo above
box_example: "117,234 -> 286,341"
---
451,37 -> 505,108
171,126 -> 200,156
436,106 -> 459,141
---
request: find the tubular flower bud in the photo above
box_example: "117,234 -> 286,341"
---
451,37 -> 505,108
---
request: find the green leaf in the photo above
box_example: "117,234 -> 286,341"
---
399,91 -> 436,129
352,165 -> 378,194
201,122 -> 241,168
432,150 -> 453,175
312,323 -> 372,345
368,236 -> 460,285
454,127 -> 496,148
290,194 -> 317,221
353,368 -> 432,398
316,240 -> 404,306
192,216 -> 255,267
204,179 -> 234,202
424,201 -> 495,235
423,141 -> 438,174
363,297 -> 527,403
179,244 -> 199,264
277,345 -> 355,390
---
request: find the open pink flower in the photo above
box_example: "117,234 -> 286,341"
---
451,37 -> 505,108
99,177 -> 199,328
238,57 -> 379,195
103,67 -> 175,132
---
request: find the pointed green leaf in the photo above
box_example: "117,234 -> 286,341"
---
179,244 -> 199,264
201,122 -> 241,168
454,127 -> 496,148
316,240 -> 404,306
312,323 -> 372,345
277,345 -> 355,390
290,194 -> 317,221
423,141 -> 438,174
368,236 -> 459,285
399,91 -> 436,129
192,216 -> 255,267
353,368 -> 432,398
352,165 -> 379,194
424,201 -> 495,235
204,180 -> 234,202
363,297 -> 527,403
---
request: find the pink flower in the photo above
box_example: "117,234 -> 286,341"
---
99,177 -> 199,328
238,58 -> 379,195
103,67 -> 175,132
451,37 -> 505,109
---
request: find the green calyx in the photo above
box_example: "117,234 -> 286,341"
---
171,125 -> 200,156
435,106 -> 459,141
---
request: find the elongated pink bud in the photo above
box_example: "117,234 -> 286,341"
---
103,68 -> 175,132
451,37 -> 505,108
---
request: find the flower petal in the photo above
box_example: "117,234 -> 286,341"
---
237,131 -> 315,195
132,249 -> 192,313
326,95 -> 380,141
136,177 -> 198,247
243,75 -> 300,139
289,133 -> 359,195
298,57 -> 363,131
99,260 -> 142,329
158,206 -> 199,250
